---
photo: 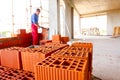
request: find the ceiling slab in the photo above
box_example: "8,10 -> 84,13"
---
72,0 -> 120,17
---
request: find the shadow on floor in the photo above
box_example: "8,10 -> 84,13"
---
92,75 -> 102,80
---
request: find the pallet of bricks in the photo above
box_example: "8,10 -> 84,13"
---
0,47 -> 25,69
21,43 -> 68,72
113,26 -> 120,36
71,42 -> 93,72
0,47 -> 34,80
0,66 -> 35,80
0,43 -> 68,78
34,42 -> 93,80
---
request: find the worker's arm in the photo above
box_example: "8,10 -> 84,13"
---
34,23 -> 46,29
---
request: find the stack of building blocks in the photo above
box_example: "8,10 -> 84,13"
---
52,47 -> 89,59
0,47 -> 24,69
21,48 -> 48,72
71,42 -> 93,72
71,42 -> 93,48
35,56 -> 88,80
52,34 -> 61,43
21,43 -> 68,72
113,26 -> 120,36
52,46 -> 92,74
61,36 -> 69,44
0,41 -> 92,80
34,43 -> 68,57
0,66 -> 35,80
52,35 -> 70,44
34,42 -> 93,80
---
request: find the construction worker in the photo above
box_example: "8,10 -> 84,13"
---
31,8 -> 41,45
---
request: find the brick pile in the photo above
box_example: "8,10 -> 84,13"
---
21,43 -> 68,72
35,56 -> 88,80
0,66 -> 34,80
0,47 -> 25,69
35,42 -> 93,80
0,42 -> 93,80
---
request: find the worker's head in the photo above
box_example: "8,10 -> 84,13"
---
35,8 -> 40,15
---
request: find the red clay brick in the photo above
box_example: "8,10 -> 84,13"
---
0,66 -> 35,80
21,43 -> 68,72
71,42 -> 93,72
21,50 -> 45,72
52,34 -> 61,43
61,36 -> 69,44
72,42 -> 93,48
0,47 -> 23,69
35,56 -> 89,80
52,46 -> 93,72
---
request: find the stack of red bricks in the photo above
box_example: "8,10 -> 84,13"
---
35,56 -> 88,80
0,66 -> 35,80
0,47 -> 26,69
52,34 -> 69,44
0,38 -> 18,49
113,26 -> 120,36
17,29 -> 32,47
0,43 -> 68,72
0,42 -> 93,80
34,42 -> 93,80
21,43 -> 68,72
0,29 -> 32,49
71,42 -> 93,73
52,34 -> 61,43
21,48 -> 44,72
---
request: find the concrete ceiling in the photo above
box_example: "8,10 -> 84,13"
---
71,0 -> 120,17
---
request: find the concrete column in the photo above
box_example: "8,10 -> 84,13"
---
60,6 -> 65,36
49,0 -> 60,39
79,16 -> 81,35
64,0 -> 73,40
73,10 -> 81,39
71,7 -> 74,39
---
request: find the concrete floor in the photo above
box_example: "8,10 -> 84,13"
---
71,36 -> 120,80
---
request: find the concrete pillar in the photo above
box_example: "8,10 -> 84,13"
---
79,16 -> 81,35
71,7 -> 74,39
73,10 -> 81,38
49,0 -> 60,39
64,0 -> 74,40
60,6 -> 65,36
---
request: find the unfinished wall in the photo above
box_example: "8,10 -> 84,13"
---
107,10 -> 120,35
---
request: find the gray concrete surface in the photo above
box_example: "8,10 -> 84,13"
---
72,36 -> 120,80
